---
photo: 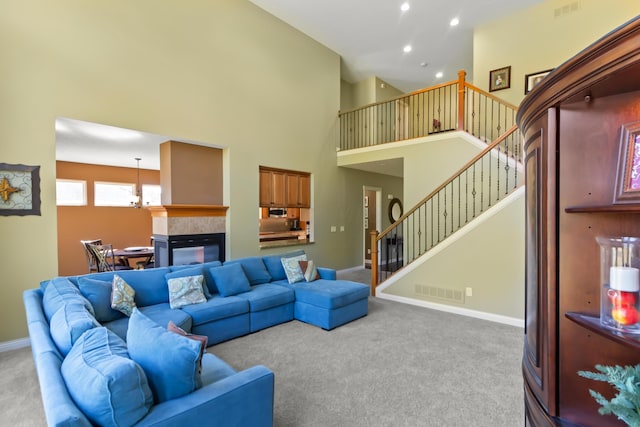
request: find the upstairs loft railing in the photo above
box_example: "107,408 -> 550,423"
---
338,70 -> 518,151
369,125 -> 523,296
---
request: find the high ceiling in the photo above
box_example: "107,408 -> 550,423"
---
57,0 -> 544,170
249,0 -> 544,92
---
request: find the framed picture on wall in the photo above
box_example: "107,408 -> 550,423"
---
489,66 -> 511,92
524,69 -> 553,94
614,121 -> 640,204
0,163 -> 41,216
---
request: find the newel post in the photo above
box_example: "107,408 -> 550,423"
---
370,230 -> 379,296
457,70 -> 466,131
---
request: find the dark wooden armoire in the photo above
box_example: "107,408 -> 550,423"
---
517,17 -> 640,427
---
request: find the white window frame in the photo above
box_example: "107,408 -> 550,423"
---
94,181 -> 136,207
56,179 -> 87,206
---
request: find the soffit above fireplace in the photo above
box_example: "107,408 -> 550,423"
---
146,204 -> 228,218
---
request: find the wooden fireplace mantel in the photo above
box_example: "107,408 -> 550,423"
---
146,204 -> 229,218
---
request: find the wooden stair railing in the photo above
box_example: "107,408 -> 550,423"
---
370,125 -> 523,296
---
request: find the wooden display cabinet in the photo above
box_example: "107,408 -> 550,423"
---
518,18 -> 640,426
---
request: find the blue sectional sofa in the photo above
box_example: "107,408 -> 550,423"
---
24,250 -> 369,426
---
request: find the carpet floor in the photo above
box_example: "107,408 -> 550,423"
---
1,270 -> 524,426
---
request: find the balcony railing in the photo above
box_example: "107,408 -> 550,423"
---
338,70 -> 518,151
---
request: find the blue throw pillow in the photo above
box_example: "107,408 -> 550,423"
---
127,308 -> 202,403
50,302 -> 100,356
224,257 -> 272,285
165,267 -> 212,298
61,327 -> 153,426
42,277 -> 94,321
208,263 -> 251,297
77,277 -> 124,322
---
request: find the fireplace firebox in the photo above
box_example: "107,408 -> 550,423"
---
153,233 -> 225,267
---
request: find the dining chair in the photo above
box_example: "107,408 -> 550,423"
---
80,239 -> 102,273
87,243 -> 132,272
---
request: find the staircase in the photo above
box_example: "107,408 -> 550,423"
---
338,71 -> 524,298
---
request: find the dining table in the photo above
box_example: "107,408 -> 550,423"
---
113,246 -> 154,269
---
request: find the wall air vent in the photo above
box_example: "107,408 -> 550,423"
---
554,1 -> 581,18
414,284 -> 464,304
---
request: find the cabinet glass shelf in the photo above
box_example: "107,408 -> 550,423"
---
565,312 -> 640,350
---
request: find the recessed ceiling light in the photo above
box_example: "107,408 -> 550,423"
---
436,72 -> 444,78
403,45 -> 412,53
400,2 -> 410,12
450,17 -> 460,26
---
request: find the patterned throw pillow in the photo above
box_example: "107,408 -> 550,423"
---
111,275 -> 136,316
299,260 -> 320,282
281,254 -> 307,284
167,275 -> 207,309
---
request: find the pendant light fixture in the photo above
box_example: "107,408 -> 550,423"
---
131,157 -> 142,208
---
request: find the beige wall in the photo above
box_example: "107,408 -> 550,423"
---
0,0 -> 360,343
384,191 -> 525,320
473,0 -> 640,106
338,134 -> 484,208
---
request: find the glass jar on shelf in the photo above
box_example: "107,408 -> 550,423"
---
597,236 -> 640,334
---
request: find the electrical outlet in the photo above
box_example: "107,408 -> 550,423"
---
330,226 -> 336,232
465,287 -> 473,297
340,225 -> 344,232
367,249 -> 371,255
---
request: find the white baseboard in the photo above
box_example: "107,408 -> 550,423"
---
0,337 -> 30,352
378,293 -> 524,328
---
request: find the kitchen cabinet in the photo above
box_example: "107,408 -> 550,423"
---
259,169 -> 285,207
517,18 -> 640,427
260,167 -> 310,208
286,173 -> 311,208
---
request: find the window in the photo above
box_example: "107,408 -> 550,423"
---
56,179 -> 87,206
94,181 -> 135,207
142,184 -> 161,206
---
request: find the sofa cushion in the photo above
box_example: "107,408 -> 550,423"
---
111,275 -> 136,316
209,263 -> 251,297
262,250 -> 305,281
281,254 -> 307,284
291,279 -> 370,309
166,267 -> 211,298
42,277 -> 93,321
236,284 -> 295,312
77,277 -> 124,322
299,260 -> 320,282
225,257 -> 272,285
103,302 -> 194,342
179,295 -> 249,326
170,261 -> 222,295
111,267 -> 172,307
61,327 -> 153,427
50,302 -> 100,356
199,353 -> 237,386
127,308 -> 202,403
167,275 -> 207,309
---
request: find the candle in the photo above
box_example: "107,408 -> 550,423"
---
610,266 -> 640,292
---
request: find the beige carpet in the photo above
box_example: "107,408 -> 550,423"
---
2,268 -> 524,426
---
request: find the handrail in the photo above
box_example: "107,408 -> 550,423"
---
377,124 -> 519,241
370,125 -> 523,295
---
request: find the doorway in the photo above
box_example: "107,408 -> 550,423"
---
363,186 -> 382,268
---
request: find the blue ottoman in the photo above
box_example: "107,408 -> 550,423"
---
288,280 -> 369,330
